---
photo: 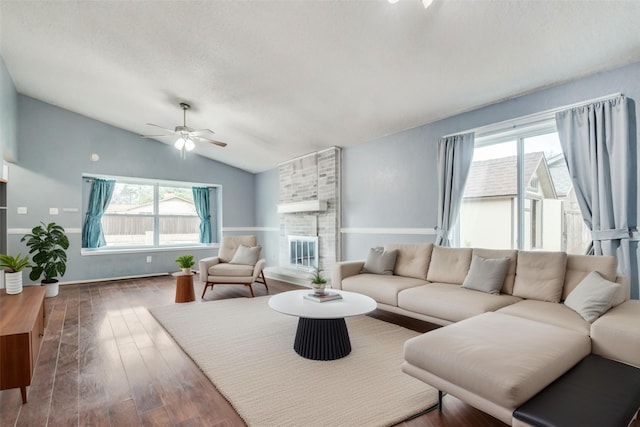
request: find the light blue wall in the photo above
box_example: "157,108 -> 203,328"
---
0,55 -> 18,162
7,95 -> 256,284
256,61 -> 640,299
254,168 -> 279,268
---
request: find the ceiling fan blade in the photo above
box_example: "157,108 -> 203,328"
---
190,128 -> 216,136
146,123 -> 176,134
197,135 -> 227,147
140,134 -> 172,138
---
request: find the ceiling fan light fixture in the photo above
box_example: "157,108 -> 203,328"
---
174,137 -> 186,150
422,0 -> 434,8
141,102 -> 226,158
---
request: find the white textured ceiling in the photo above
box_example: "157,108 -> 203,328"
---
1,1 -> 640,173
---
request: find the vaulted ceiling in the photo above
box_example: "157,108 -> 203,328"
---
2,1 -> 639,173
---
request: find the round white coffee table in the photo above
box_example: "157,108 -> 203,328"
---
268,289 -> 377,360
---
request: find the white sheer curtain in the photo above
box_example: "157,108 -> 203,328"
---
435,133 -> 475,247
555,95 -> 636,298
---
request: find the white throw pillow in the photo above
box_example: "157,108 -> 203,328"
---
229,245 -> 261,266
461,255 -> 510,295
361,247 -> 397,275
564,271 -> 621,323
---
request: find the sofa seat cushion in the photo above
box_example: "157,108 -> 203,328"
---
591,300 -> 640,367
403,312 -> 591,409
341,274 -> 427,306
398,283 -> 521,323
497,299 -> 590,335
208,262 -> 254,278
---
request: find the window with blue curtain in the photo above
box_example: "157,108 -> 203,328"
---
82,175 -> 218,250
192,186 -> 212,244
82,178 -> 116,248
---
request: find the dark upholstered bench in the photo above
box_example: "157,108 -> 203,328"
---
513,355 -> 640,427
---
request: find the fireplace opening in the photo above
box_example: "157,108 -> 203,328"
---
288,235 -> 318,270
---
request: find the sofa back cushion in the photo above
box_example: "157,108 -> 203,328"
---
472,248 -> 518,294
563,254 -> 618,301
426,246 -> 473,285
513,251 -> 567,303
361,247 -> 397,275
384,243 -> 433,280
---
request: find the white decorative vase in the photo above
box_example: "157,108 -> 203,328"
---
181,268 -> 192,274
44,280 -> 59,298
312,283 -> 327,296
5,271 -> 23,295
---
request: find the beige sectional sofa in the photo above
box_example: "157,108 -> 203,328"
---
331,243 -> 640,425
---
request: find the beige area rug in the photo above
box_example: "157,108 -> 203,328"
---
149,296 -> 437,427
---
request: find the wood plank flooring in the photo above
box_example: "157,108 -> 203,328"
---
0,275 -> 615,427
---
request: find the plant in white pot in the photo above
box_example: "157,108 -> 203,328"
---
310,266 -> 327,295
21,222 -> 69,298
175,254 -> 195,274
0,253 -> 32,295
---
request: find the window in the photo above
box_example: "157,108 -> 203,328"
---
88,176 -> 217,249
458,122 -> 589,254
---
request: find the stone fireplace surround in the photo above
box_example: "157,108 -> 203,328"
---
264,147 -> 341,286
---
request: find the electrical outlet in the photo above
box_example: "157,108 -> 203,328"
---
146,256 -> 152,263
17,207 -> 27,215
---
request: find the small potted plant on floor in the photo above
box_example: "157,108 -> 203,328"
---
0,253 -> 32,295
175,254 -> 195,274
310,266 -> 327,295
21,222 -> 69,298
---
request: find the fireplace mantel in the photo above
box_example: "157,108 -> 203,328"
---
277,200 -> 327,214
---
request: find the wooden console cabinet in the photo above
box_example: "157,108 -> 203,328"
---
0,286 -> 46,403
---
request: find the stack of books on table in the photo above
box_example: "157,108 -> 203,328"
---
303,292 -> 343,303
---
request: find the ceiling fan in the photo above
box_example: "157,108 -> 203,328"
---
141,102 -> 227,157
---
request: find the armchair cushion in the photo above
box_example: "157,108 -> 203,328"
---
218,235 -> 258,262
229,245 -> 261,265
209,263 -> 255,278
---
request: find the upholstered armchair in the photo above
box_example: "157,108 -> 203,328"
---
199,235 -> 268,298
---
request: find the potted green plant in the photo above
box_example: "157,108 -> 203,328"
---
310,265 -> 327,295
0,253 -> 32,295
175,254 -> 195,274
21,222 -> 69,298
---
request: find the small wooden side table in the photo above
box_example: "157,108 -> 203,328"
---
172,272 -> 195,303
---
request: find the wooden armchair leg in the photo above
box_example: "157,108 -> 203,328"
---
201,283 -> 214,299
260,271 -> 268,292
247,284 -> 255,297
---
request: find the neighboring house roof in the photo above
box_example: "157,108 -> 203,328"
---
464,152 -> 556,199
546,153 -> 573,197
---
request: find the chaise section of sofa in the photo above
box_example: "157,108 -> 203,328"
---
334,242 -> 639,425
402,312 -> 592,425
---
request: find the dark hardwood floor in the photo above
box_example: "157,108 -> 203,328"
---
1,275 -> 510,426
